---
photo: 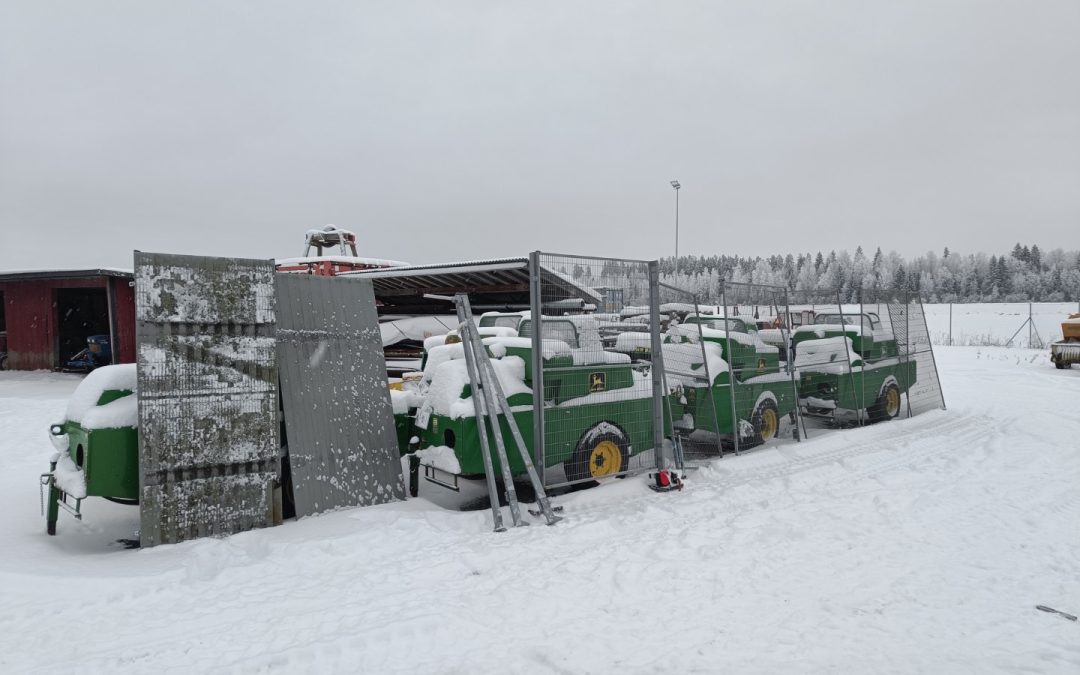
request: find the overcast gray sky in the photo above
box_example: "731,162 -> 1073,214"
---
1,1 -> 1077,270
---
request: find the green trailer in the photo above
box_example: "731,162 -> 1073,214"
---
393,317 -> 660,484
791,313 -> 916,422
42,364 -> 140,535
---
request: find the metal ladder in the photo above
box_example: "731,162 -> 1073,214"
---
454,294 -> 561,531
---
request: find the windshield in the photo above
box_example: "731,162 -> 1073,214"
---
518,319 -> 580,348
686,317 -> 752,333
814,314 -> 876,331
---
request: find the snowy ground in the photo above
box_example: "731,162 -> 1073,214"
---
1,348 -> 1078,673
923,302 -> 1079,348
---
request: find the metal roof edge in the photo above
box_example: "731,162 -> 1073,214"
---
0,268 -> 134,282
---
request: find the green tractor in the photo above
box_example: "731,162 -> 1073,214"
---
42,364 -> 140,535
393,316 -> 659,484
791,312 -> 916,423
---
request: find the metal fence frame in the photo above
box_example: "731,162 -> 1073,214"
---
529,251 -> 666,489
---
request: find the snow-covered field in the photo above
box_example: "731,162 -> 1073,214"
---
1,347 -> 1078,673
923,302 -> 1079,348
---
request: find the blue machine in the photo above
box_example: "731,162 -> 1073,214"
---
63,335 -> 112,373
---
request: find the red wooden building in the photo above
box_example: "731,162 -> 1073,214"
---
0,269 -> 135,371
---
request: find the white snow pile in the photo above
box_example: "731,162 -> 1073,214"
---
63,364 -> 137,424
614,331 -> 651,352
51,453 -> 87,499
426,356 -> 532,418
669,323 -> 779,354
484,337 -> 572,360
81,394 -> 138,430
381,316 -> 456,347
661,342 -> 729,385
412,445 -> 461,474
794,336 -> 862,373
388,388 -> 425,415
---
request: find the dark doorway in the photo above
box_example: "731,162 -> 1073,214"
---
56,288 -> 110,368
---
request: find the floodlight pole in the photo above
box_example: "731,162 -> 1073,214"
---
670,180 -> 681,280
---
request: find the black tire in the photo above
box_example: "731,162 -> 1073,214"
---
868,382 -> 902,422
1055,360 -> 1066,370
744,399 -> 780,449
565,426 -> 630,484
47,520 -> 56,536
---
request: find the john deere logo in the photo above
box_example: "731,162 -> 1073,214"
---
589,372 -> 607,393
757,358 -> 767,372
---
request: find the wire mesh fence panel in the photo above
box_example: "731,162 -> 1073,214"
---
657,284 -> 725,465
785,288 -> 946,427
699,281 -> 804,451
530,253 -> 663,488
787,288 -> 870,430
867,290 -> 947,416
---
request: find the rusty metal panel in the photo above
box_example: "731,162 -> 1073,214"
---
135,253 -> 279,547
275,274 -> 405,516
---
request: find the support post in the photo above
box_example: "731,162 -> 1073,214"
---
454,297 -> 506,532
648,261 -> 666,469
784,289 -> 804,442
721,282 -> 741,455
458,296 -> 524,527
528,251 -> 546,486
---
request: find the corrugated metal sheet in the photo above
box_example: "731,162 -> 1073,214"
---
275,274 -> 405,516
352,257 -> 601,314
135,253 -> 280,547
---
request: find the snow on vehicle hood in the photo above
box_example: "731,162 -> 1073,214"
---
64,364 -> 137,424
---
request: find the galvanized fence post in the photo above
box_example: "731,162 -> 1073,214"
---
721,281 -> 741,455
648,260 -> 666,470
783,288 -> 804,442
529,251 -> 545,486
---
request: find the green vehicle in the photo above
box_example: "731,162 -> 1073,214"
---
394,316 -> 659,483
661,320 -> 798,447
682,315 -> 759,335
791,312 -> 916,422
42,364 -> 140,535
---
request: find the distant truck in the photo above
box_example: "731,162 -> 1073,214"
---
1050,313 -> 1080,369
791,312 -> 915,422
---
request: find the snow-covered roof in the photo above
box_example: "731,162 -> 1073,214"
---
0,267 -> 133,282
276,255 -> 409,268
346,257 -> 529,279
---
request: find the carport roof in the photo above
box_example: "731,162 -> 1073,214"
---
0,268 -> 133,282
348,257 -> 602,315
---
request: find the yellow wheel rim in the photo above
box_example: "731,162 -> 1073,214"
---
760,408 -> 778,441
886,388 -> 900,416
589,440 -> 622,478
